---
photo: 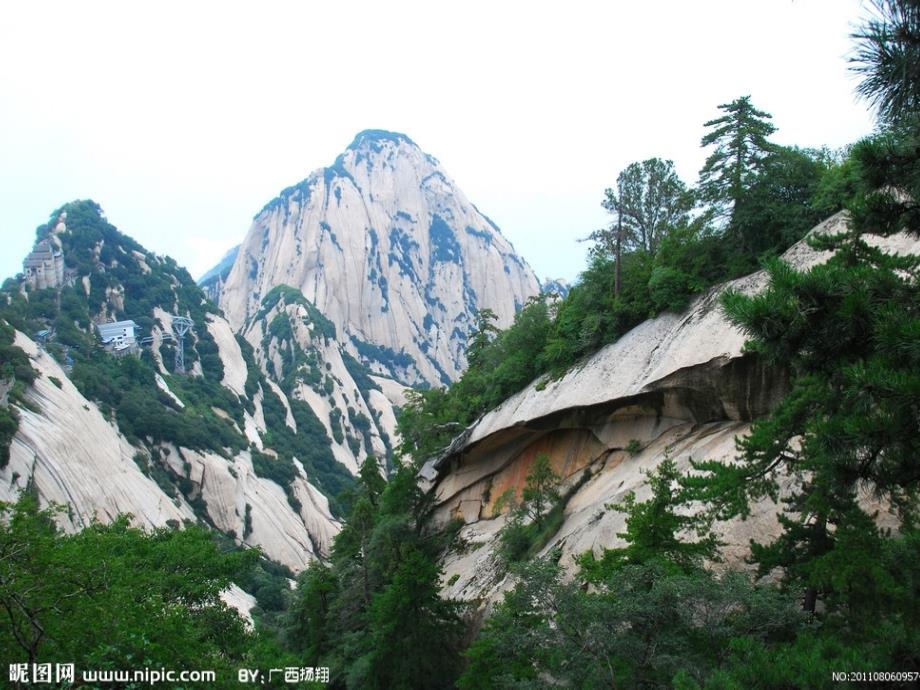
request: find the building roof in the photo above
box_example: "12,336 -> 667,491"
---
95,320 -> 140,342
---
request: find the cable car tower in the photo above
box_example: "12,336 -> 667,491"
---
171,316 -> 194,374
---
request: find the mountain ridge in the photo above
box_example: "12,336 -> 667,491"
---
0,201 -> 402,572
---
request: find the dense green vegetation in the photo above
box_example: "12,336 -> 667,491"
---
1,201 -> 247,456
461,460 -> 802,688
284,458 -> 465,689
0,201 -> 356,512
0,494 -> 314,687
250,285 -> 382,516
0,495 -> 247,668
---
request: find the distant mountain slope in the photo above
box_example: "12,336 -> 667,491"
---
240,284 -> 399,478
218,130 -> 541,386
199,244 -> 239,302
541,276 -> 570,298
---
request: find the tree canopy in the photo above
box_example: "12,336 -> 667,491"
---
0,495 -> 258,672
598,157 -> 694,255
284,458 -> 464,689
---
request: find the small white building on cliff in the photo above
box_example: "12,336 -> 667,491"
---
96,320 -> 139,356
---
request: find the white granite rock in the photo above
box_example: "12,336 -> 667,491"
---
206,313 -> 248,397
241,297 -> 403,476
220,584 -> 257,627
433,215 -> 920,603
219,130 -> 541,385
2,332 -> 194,530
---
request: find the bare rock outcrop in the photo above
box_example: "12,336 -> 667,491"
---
430,214 -> 920,602
3,332 -> 194,530
219,130 -> 541,386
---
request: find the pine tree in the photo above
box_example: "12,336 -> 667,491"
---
465,308 -> 499,370
681,0 -> 920,659
287,561 -> 338,659
730,146 -> 828,261
521,452 -> 560,528
362,546 -> 463,689
850,0 -> 920,129
463,466 -> 799,689
579,457 -> 721,580
698,96 -> 777,222
687,228 -> 920,609
286,461 -> 464,688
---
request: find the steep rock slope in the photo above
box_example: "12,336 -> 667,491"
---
0,201 -> 351,571
219,130 -> 541,385
240,285 -> 399,478
8,331 -> 195,529
2,323 -> 338,572
428,213 -> 920,602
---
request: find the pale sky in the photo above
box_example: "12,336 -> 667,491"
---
0,0 -> 876,285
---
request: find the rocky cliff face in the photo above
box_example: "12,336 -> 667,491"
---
540,277 -> 570,299
428,213 -> 920,603
219,130 -> 541,386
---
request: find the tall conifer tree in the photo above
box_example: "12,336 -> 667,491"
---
698,95 -> 777,221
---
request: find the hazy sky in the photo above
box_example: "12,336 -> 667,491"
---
0,1 -> 877,285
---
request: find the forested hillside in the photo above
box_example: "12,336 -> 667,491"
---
0,201 -> 355,513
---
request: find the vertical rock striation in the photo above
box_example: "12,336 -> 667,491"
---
219,130 -> 541,386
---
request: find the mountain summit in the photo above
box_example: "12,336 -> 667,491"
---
219,130 -> 541,386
